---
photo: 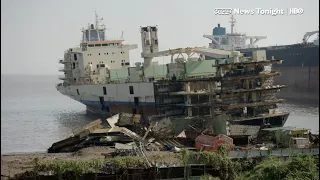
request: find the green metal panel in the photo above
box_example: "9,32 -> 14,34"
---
185,61 -> 217,77
275,130 -> 291,148
208,113 -> 228,135
144,64 -> 167,78
170,117 -> 196,135
110,68 -> 129,81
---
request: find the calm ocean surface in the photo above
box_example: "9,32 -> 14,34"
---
1,74 -> 319,154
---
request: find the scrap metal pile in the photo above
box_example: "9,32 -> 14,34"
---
48,112 -> 319,158
48,113 -> 187,155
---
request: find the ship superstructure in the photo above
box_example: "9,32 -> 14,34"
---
203,15 -> 267,50
204,16 -> 319,105
57,12 -> 138,86
57,14 -> 289,139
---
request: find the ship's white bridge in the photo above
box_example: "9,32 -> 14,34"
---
303,30 -> 319,45
203,15 -> 267,50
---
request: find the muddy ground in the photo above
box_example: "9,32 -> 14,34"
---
1,146 -> 182,179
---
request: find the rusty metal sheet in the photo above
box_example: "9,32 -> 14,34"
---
117,113 -> 141,126
150,117 -> 175,139
72,119 -> 103,136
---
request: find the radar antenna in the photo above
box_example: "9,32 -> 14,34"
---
229,15 -> 236,34
95,11 -> 104,29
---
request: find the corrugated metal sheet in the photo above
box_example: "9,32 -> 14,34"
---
195,134 -> 217,145
185,61 -> 217,77
195,134 -> 233,152
195,134 -> 232,145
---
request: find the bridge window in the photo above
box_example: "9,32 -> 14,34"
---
125,62 -> 130,65
85,30 -> 89,41
95,44 -> 102,47
89,30 -> 99,41
88,44 -> 94,47
102,43 -> 109,46
74,54 -> 77,60
98,30 -> 105,41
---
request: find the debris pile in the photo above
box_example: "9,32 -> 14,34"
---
48,113 -> 319,160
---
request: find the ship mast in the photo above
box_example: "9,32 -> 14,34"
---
229,15 -> 236,34
95,11 -> 104,29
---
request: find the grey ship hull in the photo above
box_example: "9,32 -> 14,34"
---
240,45 -> 319,105
231,113 -> 289,127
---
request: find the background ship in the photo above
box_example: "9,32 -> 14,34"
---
56,13 -> 289,139
204,16 -> 319,105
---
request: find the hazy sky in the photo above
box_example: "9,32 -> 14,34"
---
1,0 -> 319,75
